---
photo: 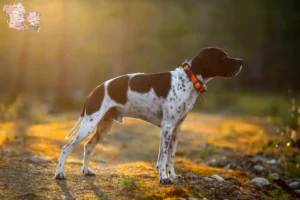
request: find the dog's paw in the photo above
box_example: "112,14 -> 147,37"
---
160,177 -> 173,185
55,172 -> 66,180
82,168 -> 96,176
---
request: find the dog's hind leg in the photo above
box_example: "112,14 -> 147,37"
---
82,118 -> 113,175
55,109 -> 109,180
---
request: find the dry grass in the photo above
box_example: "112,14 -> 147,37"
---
0,112 -> 289,199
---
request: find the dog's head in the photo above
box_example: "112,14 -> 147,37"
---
191,47 -> 242,79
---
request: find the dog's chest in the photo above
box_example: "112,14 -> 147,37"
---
161,70 -> 199,121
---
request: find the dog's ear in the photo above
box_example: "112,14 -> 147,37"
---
192,47 -> 228,77
199,47 -> 227,69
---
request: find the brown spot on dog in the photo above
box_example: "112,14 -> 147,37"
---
85,84 -> 105,115
107,76 -> 129,105
129,72 -> 171,98
105,107 -> 120,121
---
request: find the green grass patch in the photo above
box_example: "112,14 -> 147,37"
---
200,145 -> 221,159
270,189 -> 290,200
283,162 -> 300,178
121,177 -> 148,191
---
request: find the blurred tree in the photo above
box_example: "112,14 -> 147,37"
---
0,0 -> 299,104
56,1 -> 70,104
12,31 -> 30,101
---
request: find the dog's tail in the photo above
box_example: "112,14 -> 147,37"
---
65,117 -> 83,138
66,99 -> 87,139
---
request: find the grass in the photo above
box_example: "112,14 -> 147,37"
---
0,95 -> 51,124
283,162 -> 300,178
0,91 -> 298,199
121,177 -> 148,191
196,90 -> 289,117
199,145 -> 220,159
270,190 -> 290,200
0,112 -> 297,199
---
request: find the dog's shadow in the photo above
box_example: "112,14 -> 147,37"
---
55,176 -> 107,199
55,180 -> 75,200
83,176 -> 106,198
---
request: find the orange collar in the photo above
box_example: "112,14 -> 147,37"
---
182,62 -> 207,94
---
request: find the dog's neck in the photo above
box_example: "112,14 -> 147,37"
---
186,60 -> 215,84
171,66 -> 200,97
184,60 -> 207,83
174,60 -> 214,91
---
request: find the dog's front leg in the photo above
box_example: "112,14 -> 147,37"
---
156,136 -> 163,169
157,122 -> 175,184
167,122 -> 183,180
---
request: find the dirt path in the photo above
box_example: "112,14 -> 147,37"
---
0,113 -> 296,199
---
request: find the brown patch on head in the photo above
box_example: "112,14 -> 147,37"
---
129,72 -> 171,98
84,84 -> 105,116
107,75 -> 129,105
191,47 -> 242,78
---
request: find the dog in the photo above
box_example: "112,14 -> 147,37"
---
55,47 -> 242,184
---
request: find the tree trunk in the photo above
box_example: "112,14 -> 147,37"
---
12,31 -> 30,101
56,2 -> 69,102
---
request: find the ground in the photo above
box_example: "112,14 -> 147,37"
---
0,113 -> 298,200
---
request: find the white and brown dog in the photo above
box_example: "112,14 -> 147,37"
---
55,47 -> 242,184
